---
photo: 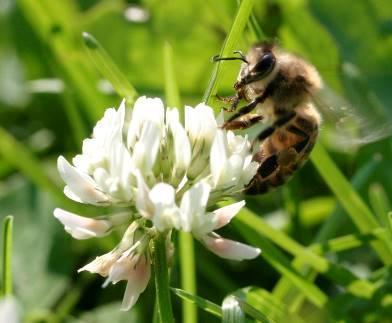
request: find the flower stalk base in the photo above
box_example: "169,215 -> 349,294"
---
153,233 -> 174,323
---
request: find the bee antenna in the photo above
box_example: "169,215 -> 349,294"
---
232,50 -> 247,60
212,51 -> 249,64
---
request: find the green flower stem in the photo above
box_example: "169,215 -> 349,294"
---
163,42 -> 197,323
179,232 -> 197,323
153,233 -> 174,323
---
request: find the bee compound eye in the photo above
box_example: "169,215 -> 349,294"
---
253,52 -> 276,78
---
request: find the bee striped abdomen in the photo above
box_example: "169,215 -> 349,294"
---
246,107 -> 319,195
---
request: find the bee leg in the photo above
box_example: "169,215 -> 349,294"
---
257,111 -> 296,140
216,94 -> 241,112
216,94 -> 237,103
222,114 -> 263,130
225,84 -> 275,123
226,95 -> 241,112
224,99 -> 261,127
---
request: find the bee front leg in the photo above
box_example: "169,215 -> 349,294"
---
216,94 -> 237,103
225,100 -> 256,123
222,114 -> 263,130
216,94 -> 241,112
224,86 -> 273,125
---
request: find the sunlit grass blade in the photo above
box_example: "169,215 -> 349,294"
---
163,41 -> 196,323
1,216 -> 13,297
311,144 -> 392,264
235,206 -> 376,299
171,288 -> 222,318
82,32 -> 138,105
222,295 -> 245,323
203,0 -> 255,106
232,216 -> 328,308
235,206 -> 329,272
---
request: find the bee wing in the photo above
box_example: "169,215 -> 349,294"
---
313,86 -> 392,151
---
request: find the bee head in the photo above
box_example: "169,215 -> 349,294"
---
237,42 -> 277,88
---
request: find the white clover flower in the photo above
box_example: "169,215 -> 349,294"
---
179,182 -> 260,260
54,97 -> 260,310
209,130 -> 259,200
54,209 -> 130,240
185,103 -> 218,180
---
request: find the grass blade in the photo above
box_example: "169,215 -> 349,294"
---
273,156 -> 382,311
82,32 -> 138,105
311,144 -> 392,264
369,183 -> 392,252
232,216 -> 328,308
2,216 -> 13,296
311,228 -> 386,254
235,206 -> 376,299
314,155 -> 381,242
171,288 -> 222,318
235,207 -> 329,272
203,0 -> 255,105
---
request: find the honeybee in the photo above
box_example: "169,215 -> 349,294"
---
214,42 -> 324,194
214,42 -> 392,195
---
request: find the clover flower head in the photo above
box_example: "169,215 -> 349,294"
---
54,97 -> 260,310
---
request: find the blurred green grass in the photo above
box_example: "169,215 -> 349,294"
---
1,0 -> 392,322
